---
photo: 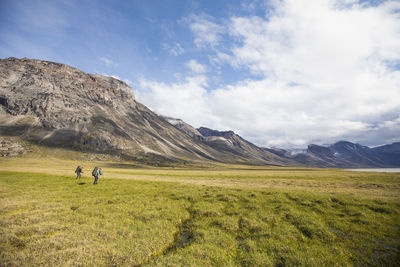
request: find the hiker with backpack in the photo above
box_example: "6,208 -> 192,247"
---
92,167 -> 103,185
75,166 -> 83,179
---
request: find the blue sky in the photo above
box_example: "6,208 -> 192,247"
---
1,0 -> 400,148
0,0 -> 258,86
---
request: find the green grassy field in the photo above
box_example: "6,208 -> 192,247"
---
0,157 -> 399,266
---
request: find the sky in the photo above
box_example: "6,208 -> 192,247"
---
1,0 -> 399,149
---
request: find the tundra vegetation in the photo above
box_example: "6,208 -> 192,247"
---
0,156 -> 399,266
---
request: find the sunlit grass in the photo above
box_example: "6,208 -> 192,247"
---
0,157 -> 399,266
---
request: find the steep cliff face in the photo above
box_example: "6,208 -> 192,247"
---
0,58 -> 135,126
0,57 -> 223,162
0,57 -> 291,165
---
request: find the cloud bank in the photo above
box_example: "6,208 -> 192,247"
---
136,0 -> 400,148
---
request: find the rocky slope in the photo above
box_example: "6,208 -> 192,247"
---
167,117 -> 399,168
0,57 -> 220,163
196,127 -> 290,164
163,117 -> 204,141
0,137 -> 27,157
0,57 -> 289,165
163,117 -> 292,165
371,142 -> 400,167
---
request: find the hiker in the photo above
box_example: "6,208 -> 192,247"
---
75,166 -> 83,179
92,167 -> 103,185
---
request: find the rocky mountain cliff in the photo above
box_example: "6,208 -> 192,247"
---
0,57 -> 220,163
196,127 -> 289,164
0,57 -> 289,165
163,117 -> 292,165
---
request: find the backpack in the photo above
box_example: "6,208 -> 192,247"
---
92,167 -> 98,176
75,166 -> 81,173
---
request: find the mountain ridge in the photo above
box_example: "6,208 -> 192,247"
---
0,57 -> 222,164
264,141 -> 400,168
0,57 -> 288,166
1,57 -> 399,168
165,115 -> 400,168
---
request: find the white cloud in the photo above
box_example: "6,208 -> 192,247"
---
137,0 -> 400,148
164,42 -> 185,56
124,79 -> 134,86
100,73 -> 134,87
99,57 -> 116,67
229,0 -> 400,81
187,14 -> 224,48
101,73 -> 120,79
136,75 -> 213,126
186,59 -> 207,73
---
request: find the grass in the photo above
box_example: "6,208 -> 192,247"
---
0,157 -> 399,266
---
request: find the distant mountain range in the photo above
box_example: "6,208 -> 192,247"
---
265,141 -> 400,168
164,117 -> 290,166
1,57 -> 399,167
165,116 -> 400,168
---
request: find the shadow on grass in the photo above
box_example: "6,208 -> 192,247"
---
77,182 -> 86,185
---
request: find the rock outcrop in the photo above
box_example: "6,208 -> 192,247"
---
0,137 -> 26,157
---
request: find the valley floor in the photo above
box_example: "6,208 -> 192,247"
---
0,157 -> 399,266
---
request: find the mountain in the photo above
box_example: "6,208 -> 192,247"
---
266,141 -> 400,168
1,57 -> 399,168
163,117 -> 292,165
0,57 -> 288,166
169,121 -> 399,167
163,117 -> 204,141
371,142 -> 400,166
195,127 -> 292,165
329,141 -> 387,167
306,141 -> 400,167
0,57 -> 225,164
372,142 -> 400,154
